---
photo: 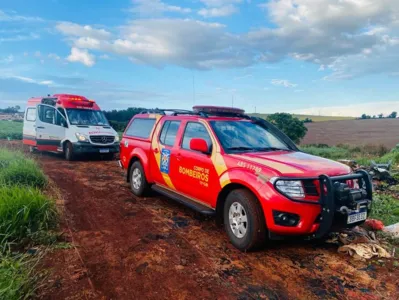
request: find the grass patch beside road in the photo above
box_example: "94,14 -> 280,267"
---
0,147 -> 57,299
0,120 -> 23,140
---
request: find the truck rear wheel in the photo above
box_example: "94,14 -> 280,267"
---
65,142 -> 75,161
223,189 -> 267,251
130,161 -> 149,196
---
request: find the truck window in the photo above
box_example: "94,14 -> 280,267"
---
38,106 -> 56,125
182,122 -> 212,150
26,108 -> 36,122
125,118 -> 156,139
159,121 -> 181,146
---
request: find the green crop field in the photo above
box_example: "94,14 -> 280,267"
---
251,113 -> 355,122
0,120 -> 23,140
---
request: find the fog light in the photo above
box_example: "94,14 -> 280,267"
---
273,210 -> 300,227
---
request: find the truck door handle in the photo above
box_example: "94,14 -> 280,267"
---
176,153 -> 182,161
37,126 -> 45,129
154,148 -> 159,154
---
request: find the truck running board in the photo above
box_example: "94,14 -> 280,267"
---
151,185 -> 216,216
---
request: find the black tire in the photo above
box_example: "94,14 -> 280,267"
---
29,146 -> 37,153
223,189 -> 267,251
129,161 -> 149,196
65,142 -> 75,161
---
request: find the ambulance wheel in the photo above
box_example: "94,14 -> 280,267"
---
224,189 -> 266,251
65,142 -> 75,161
130,161 -> 149,196
29,146 -> 37,153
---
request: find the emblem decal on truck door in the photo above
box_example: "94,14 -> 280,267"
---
160,148 -> 171,174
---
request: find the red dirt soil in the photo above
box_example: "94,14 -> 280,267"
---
2,141 -> 398,300
302,119 -> 399,147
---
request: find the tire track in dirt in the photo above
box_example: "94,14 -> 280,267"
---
4,142 -> 394,300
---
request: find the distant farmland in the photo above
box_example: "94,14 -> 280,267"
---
302,119 -> 399,148
251,113 -> 355,122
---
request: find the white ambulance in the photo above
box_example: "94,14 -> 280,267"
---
23,94 -> 119,160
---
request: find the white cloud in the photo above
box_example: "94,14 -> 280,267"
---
48,53 -> 61,60
290,101 -> 399,117
56,22 -> 111,40
200,0 -> 242,7
234,74 -> 252,80
61,19 -> 252,69
130,0 -> 191,16
0,33 -> 40,43
0,55 -> 14,64
271,79 -> 297,88
0,9 -> 43,22
0,74 -> 54,86
199,5 -> 238,17
34,51 -> 41,57
66,47 -> 95,67
53,1 -> 399,76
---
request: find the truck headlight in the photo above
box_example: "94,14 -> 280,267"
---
115,135 -> 120,142
75,133 -> 89,142
274,180 -> 305,198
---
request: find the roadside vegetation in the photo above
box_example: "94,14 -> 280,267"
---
0,147 -> 57,300
0,120 -> 23,140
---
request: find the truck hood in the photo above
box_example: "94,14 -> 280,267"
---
229,150 -> 351,177
71,125 -> 117,136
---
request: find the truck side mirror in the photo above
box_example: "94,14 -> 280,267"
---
190,138 -> 210,154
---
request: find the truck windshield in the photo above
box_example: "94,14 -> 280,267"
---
66,109 -> 109,126
210,120 -> 290,153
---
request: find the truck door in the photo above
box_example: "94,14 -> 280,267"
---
172,121 -> 219,207
151,119 -> 182,189
23,107 -> 37,146
36,104 -> 67,151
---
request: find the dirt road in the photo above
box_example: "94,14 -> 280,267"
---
5,141 -> 397,299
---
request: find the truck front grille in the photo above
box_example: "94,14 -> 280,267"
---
90,135 -> 115,144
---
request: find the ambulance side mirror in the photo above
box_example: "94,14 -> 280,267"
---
190,138 -> 210,154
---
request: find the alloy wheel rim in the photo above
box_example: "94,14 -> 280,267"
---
132,168 -> 142,190
229,202 -> 248,238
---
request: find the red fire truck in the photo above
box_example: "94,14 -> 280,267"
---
119,106 -> 372,251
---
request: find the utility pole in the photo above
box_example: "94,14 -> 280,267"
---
255,106 -> 257,113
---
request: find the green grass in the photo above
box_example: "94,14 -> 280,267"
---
370,194 -> 399,225
0,148 -> 57,299
0,186 -> 57,248
250,113 -> 355,122
0,148 -> 47,188
0,120 -> 23,140
301,143 -> 398,166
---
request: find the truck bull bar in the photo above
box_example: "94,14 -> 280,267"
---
273,170 -> 373,238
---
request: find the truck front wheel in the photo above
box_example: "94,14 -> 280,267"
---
223,189 -> 267,251
130,161 -> 149,196
65,142 -> 75,161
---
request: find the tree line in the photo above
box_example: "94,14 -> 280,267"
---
0,106 -> 21,114
360,111 -> 397,119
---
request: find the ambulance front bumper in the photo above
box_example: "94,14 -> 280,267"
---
72,142 -> 119,154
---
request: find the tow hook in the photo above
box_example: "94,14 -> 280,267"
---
339,206 -> 350,215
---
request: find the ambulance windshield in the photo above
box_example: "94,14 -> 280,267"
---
210,120 -> 289,153
66,109 -> 109,126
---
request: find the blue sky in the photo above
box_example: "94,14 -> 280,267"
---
1,0 -> 399,116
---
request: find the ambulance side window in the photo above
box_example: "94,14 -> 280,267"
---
26,108 -> 36,122
38,106 -> 56,125
159,121 -> 181,146
182,122 -> 212,150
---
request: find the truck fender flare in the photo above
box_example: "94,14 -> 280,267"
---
216,170 -> 270,223
127,148 -> 151,183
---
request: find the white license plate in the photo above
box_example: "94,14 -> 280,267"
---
347,211 -> 367,224
99,149 -> 110,153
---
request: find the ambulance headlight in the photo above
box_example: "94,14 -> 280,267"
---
115,135 -> 120,142
273,179 -> 305,199
75,133 -> 89,142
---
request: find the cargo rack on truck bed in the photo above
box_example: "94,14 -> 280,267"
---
139,108 -> 251,119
